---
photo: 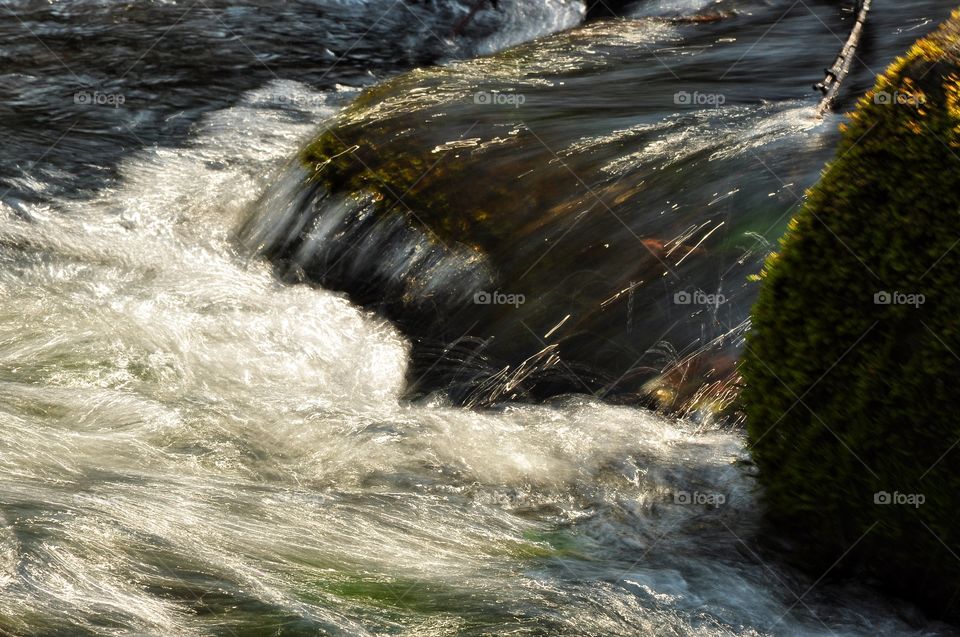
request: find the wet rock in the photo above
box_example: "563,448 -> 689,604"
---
240,17 -> 825,419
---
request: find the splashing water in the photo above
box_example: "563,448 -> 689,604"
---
1,0 -> 960,635
0,75 -> 952,635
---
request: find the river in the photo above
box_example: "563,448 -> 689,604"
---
0,1 -> 957,635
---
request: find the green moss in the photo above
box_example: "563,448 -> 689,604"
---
301,122 -> 473,246
299,102 -> 543,254
741,10 -> 960,618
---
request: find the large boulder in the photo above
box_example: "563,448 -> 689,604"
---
240,16 -> 835,416
742,10 -> 960,619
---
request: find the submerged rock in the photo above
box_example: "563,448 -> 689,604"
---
741,10 -> 960,620
240,16 -> 830,417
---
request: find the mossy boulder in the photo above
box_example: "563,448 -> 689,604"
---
742,10 -> 960,618
242,17 -> 826,415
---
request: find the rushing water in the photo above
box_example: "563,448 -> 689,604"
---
1,1 -> 959,635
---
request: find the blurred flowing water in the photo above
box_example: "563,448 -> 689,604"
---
1,1 -> 959,635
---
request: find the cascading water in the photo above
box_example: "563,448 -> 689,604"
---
237,2 -> 844,415
1,1 -> 959,635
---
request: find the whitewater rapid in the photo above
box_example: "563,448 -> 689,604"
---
0,75 -> 953,635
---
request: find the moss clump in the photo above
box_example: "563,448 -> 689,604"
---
741,10 -> 960,618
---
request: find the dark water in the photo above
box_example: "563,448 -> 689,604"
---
0,0 -> 583,203
1,1 -> 959,635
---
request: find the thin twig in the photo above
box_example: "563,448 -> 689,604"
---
815,0 -> 872,117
